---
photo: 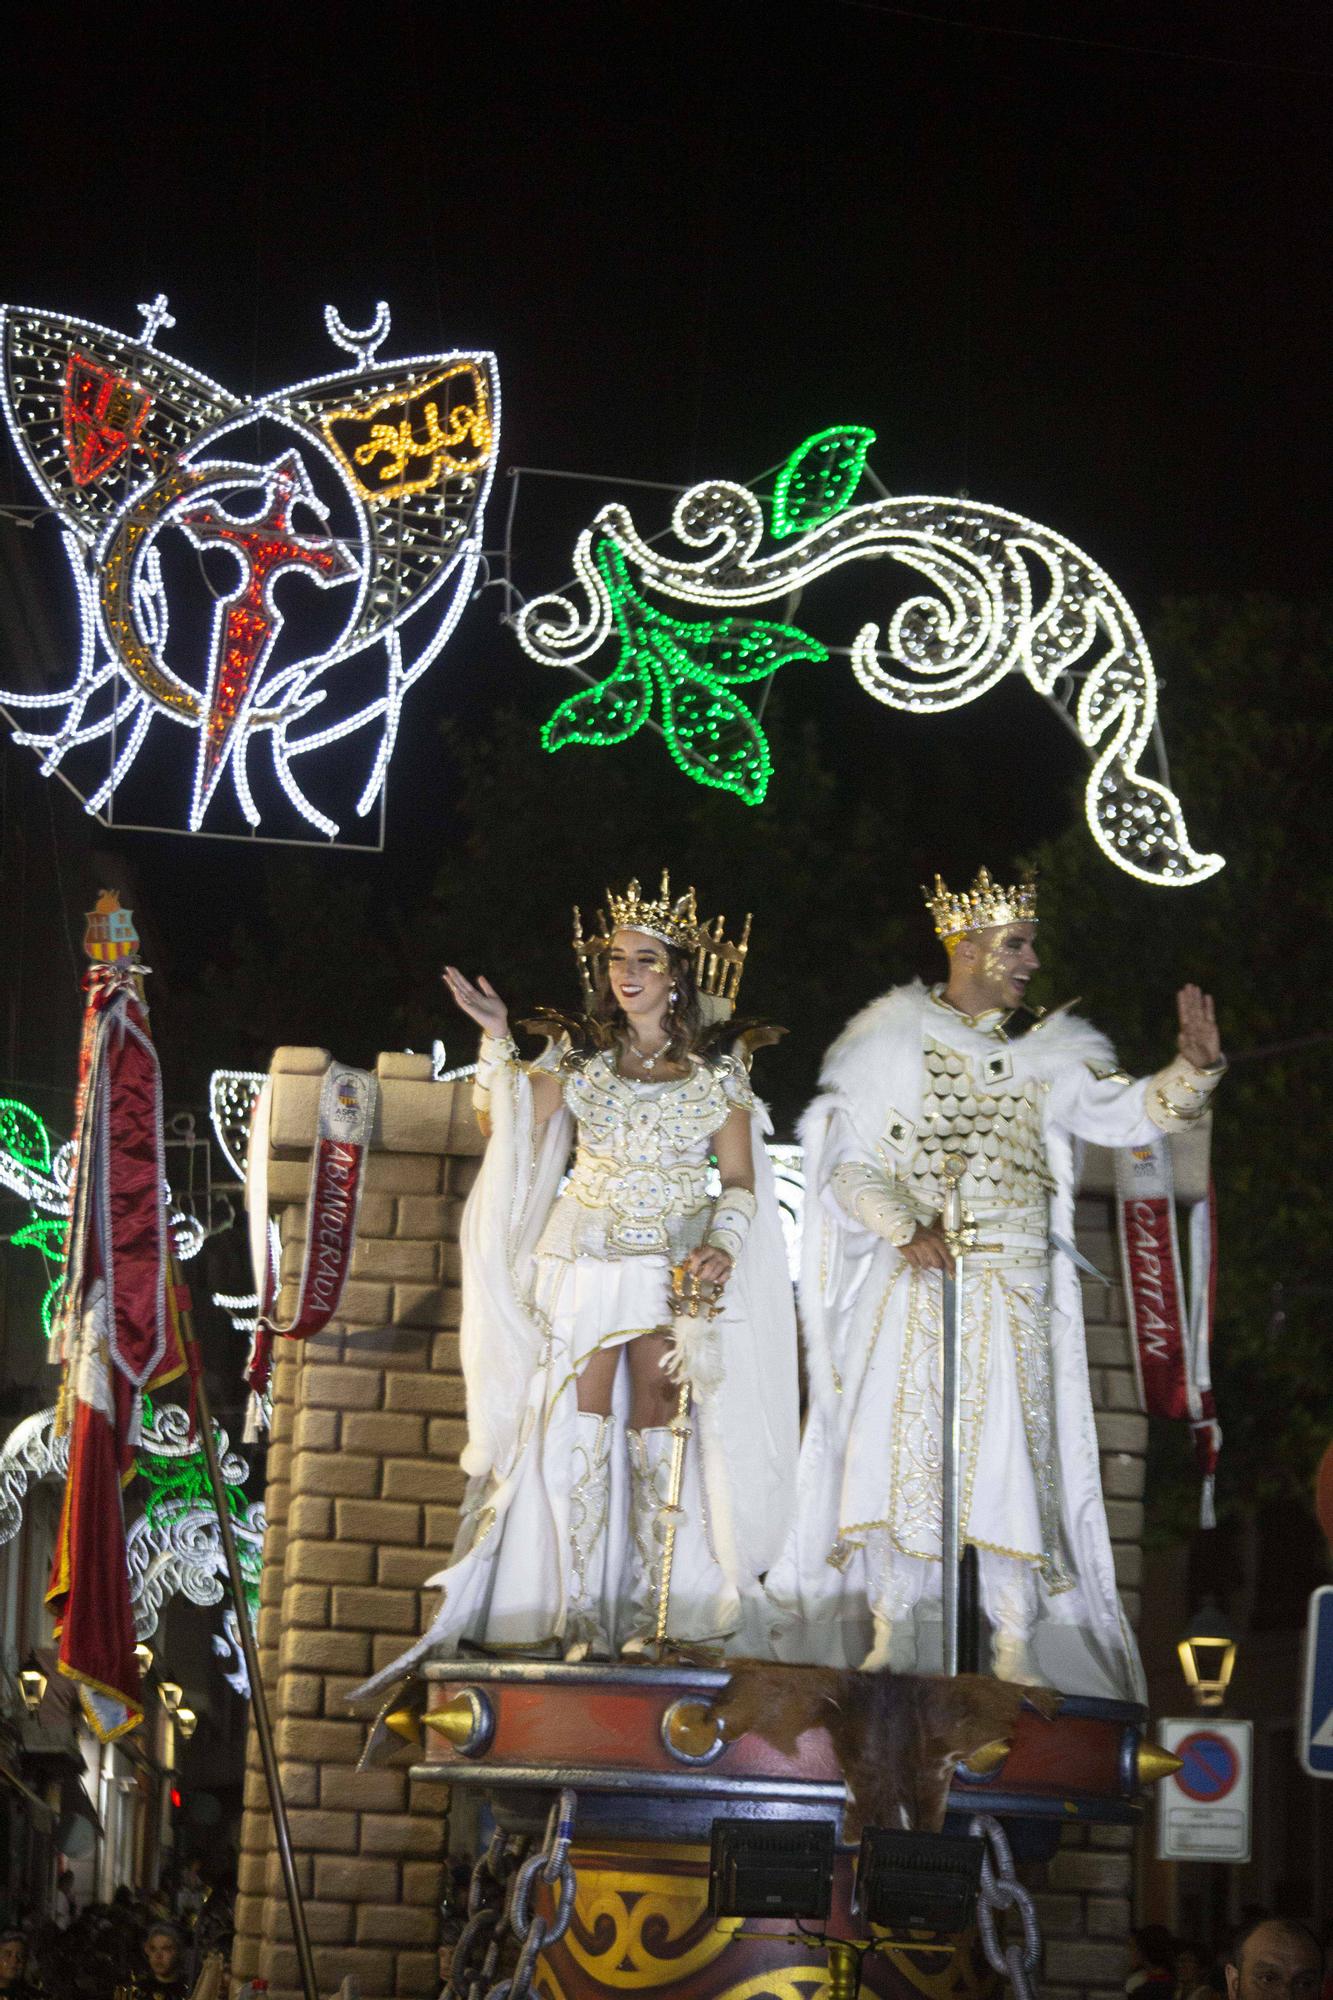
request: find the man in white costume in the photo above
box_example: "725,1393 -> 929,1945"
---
767,867 -> 1224,1696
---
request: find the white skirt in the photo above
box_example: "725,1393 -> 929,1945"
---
373,1253 -> 735,1663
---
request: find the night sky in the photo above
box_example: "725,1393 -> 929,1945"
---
2,1 -> 1330,1041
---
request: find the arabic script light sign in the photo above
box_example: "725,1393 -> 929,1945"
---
0,297 -> 499,841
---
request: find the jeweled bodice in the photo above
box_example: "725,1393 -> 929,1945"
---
535,1050 -> 753,1260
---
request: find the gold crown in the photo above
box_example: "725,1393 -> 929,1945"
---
573,870 -> 751,1012
922,866 -> 1038,946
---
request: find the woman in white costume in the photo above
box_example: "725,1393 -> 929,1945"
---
358,874 -> 799,1691
766,867 -> 1224,1698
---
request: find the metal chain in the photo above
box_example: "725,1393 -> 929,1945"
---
485,1788 -> 580,2000
967,1813 -> 1042,2000
447,1826 -> 530,2000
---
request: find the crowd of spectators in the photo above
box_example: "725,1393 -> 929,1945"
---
1128,1916 -> 1325,2000
0,1862 -> 233,2000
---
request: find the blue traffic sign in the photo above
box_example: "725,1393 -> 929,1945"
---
1299,1585 -> 1333,1778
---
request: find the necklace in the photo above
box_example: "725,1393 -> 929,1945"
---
628,1035 -> 671,1073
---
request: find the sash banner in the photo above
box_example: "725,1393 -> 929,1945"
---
1115,1135 -> 1219,1526
249,1061 -> 377,1357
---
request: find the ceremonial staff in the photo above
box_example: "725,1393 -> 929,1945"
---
46,893 -> 318,2000
939,1155 -> 996,1678
655,1264 -> 725,1647
173,1262 -> 320,2000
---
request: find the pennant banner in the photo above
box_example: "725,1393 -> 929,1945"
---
47,970 -> 187,1741
1115,1134 -> 1220,1526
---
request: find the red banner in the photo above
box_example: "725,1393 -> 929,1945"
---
245,1063 -> 377,1399
47,972 -> 186,1741
1115,1135 -> 1219,1525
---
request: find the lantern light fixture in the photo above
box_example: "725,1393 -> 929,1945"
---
17,1665 -> 47,1715
1177,1602 -> 1238,1709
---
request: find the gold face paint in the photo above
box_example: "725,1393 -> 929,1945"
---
956,922 -> 1039,1012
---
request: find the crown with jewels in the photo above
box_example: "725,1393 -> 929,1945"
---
922,866 -> 1039,946
573,870 -> 751,1013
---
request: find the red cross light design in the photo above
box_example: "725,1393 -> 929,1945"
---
177,451 -> 359,826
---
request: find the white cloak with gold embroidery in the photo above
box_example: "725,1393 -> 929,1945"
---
767,981 -> 1156,1700
354,1046 -> 799,1696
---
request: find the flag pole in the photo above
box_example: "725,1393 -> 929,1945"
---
174,1263 -> 320,2000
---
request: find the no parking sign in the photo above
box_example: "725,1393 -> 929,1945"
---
1156,1718 -> 1252,1863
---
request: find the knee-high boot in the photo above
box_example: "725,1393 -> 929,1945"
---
621,1423 -> 673,1655
564,1411 -> 614,1662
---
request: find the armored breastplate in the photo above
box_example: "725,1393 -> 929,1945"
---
908,1037 -> 1055,1210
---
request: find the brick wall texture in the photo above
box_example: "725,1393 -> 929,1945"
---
233,1050 -> 479,2000
234,1054 -> 1177,2000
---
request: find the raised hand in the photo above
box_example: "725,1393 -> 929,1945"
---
443,965 -> 509,1040
1176,984 -> 1222,1069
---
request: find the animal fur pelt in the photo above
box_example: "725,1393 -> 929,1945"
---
708,1662 -> 1062,1836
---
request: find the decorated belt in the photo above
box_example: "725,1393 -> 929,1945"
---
566,1154 -> 711,1222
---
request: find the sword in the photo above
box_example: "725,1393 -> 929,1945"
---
938,1156 -> 999,1677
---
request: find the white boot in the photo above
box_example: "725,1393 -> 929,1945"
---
862,1613 -> 919,1672
620,1423 -> 672,1656
982,1554 -> 1049,1685
564,1411 -> 614,1662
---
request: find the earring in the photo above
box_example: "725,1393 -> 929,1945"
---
670,987 -> 679,1003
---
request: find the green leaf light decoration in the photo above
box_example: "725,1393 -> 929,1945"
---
8,1215 -> 67,1338
540,536 -> 827,805
1,1097 -> 52,1178
1,1096 -> 66,1338
771,424 -> 876,539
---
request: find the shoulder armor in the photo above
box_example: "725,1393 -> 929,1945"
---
694,1016 -> 786,1073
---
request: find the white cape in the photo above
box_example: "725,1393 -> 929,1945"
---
353,1053 -> 800,1701
768,981 -> 1149,1702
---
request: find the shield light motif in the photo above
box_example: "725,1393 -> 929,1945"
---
0,299 -> 500,841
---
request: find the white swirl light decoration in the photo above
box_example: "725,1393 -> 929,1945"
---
208,1067 -> 266,1184
0,1407 -> 67,1544
516,442 -> 1222,888
213,1606 -> 251,1699
0,1400 -> 264,1711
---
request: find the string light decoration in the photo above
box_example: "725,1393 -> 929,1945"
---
517,426 -> 1222,886
0,1397 -> 264,1700
2,1092 -> 213,1339
0,299 -> 500,841
539,536 -> 827,803
208,1068 -> 266,1184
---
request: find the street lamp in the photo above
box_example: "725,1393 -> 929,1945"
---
17,1665 -> 47,1715
1177,1603 -> 1238,1708
175,1708 -> 198,1740
157,1680 -> 183,1714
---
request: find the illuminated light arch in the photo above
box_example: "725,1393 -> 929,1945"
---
0,298 -> 500,843
516,427 -> 1222,888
